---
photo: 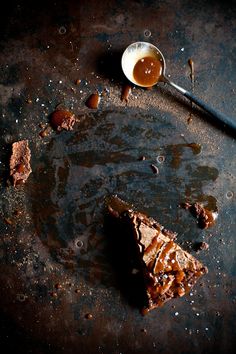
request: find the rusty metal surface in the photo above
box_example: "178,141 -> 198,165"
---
0,0 -> 236,353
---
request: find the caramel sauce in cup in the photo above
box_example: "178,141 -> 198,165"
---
133,56 -> 163,87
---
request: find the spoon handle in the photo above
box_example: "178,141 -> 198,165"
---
165,79 -> 236,132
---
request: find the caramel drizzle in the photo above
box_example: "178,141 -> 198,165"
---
188,58 -> 195,84
153,240 -> 174,273
144,238 -> 164,265
134,216 -> 161,257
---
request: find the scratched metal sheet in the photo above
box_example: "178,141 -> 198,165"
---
0,1 -> 236,353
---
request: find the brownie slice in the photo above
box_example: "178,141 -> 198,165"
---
107,195 -> 207,314
10,140 -> 32,186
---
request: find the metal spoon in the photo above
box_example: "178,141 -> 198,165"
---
121,41 -> 236,132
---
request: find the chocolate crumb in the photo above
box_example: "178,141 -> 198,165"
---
14,209 -> 23,217
180,202 -> 192,209
55,283 -> 63,290
4,217 -> 13,225
39,123 -> 46,129
194,242 -> 209,252
141,328 -> 147,334
49,292 -> 58,298
39,126 -> 52,138
101,88 -> 110,97
85,313 -> 93,320
181,202 -> 218,229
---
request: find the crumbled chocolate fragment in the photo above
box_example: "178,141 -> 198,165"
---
49,292 -> 58,298
107,195 -> 207,314
14,209 -> 23,217
39,123 -> 46,129
85,313 -> 93,320
101,88 -> 110,97
182,202 -> 218,229
10,140 -> 32,187
194,241 -> 209,252
39,125 -> 52,138
180,202 -> 192,209
200,241 -> 209,250
190,203 -> 203,218
55,283 -> 63,290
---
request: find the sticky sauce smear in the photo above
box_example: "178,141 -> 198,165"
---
121,84 -> 132,102
133,56 -> 163,86
188,58 -> 195,83
187,58 -> 195,124
86,93 -> 100,109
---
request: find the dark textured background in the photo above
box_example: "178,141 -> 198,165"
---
0,0 -> 236,353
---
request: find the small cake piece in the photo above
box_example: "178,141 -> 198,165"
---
50,109 -> 75,131
107,196 -> 207,314
10,140 -> 32,187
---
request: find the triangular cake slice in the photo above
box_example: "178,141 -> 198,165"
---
106,195 -> 208,314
